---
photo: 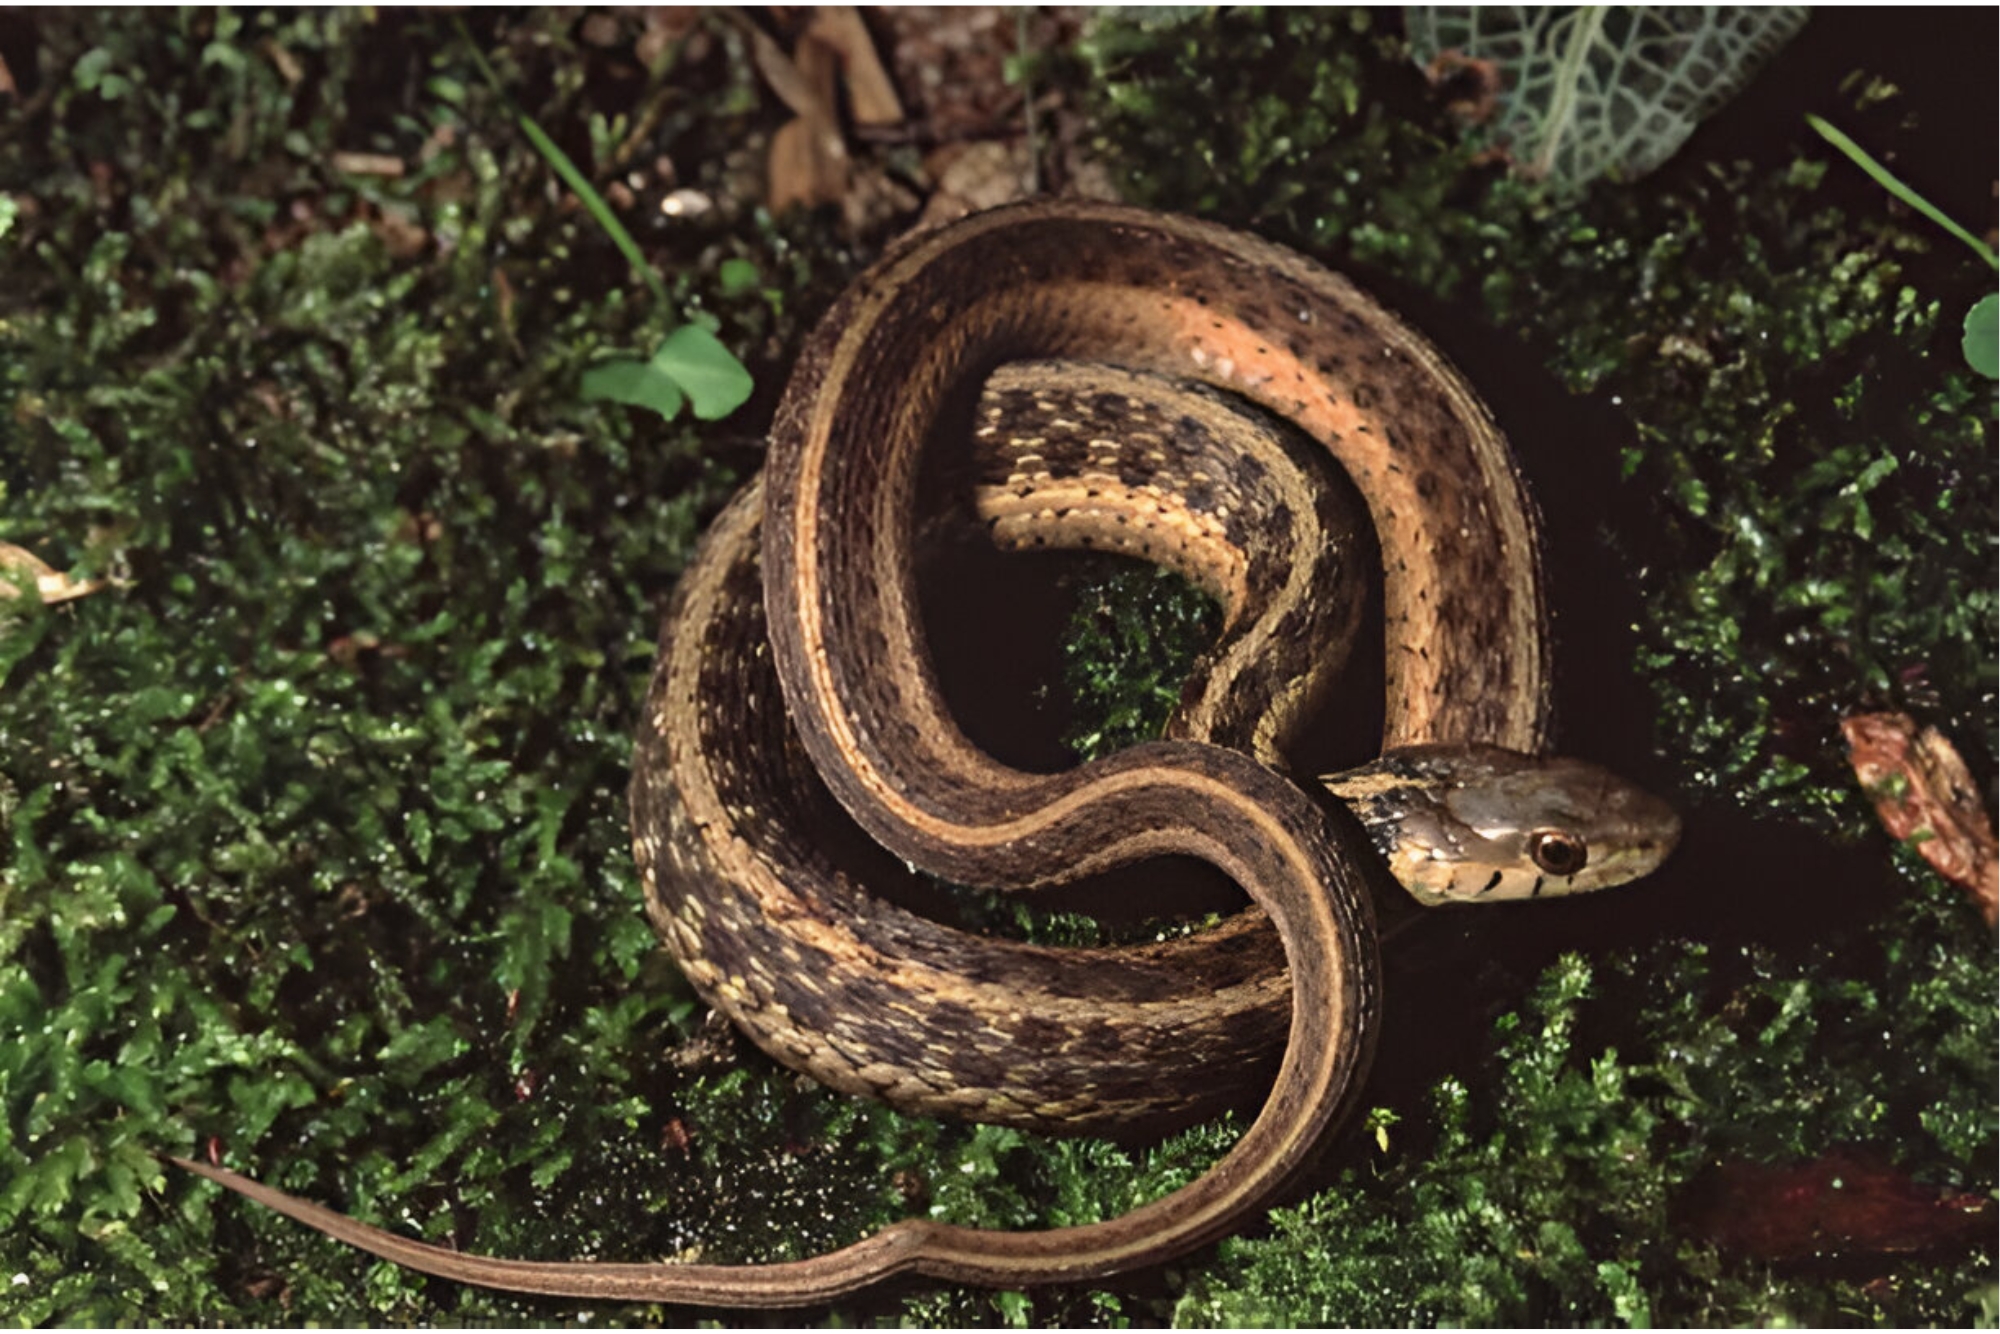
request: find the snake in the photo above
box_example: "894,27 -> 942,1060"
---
169,201 -> 1680,1307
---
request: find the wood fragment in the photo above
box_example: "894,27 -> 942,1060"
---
330,152 -> 406,178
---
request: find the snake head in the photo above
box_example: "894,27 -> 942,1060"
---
1321,744 -> 1681,906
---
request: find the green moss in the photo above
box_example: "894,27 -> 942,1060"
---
0,9 -> 828,1323
1176,873 -> 1994,1327
1490,164 -> 1993,823
1059,561 -> 1221,764
1072,8 -> 1995,1326
2,6 -> 1992,1327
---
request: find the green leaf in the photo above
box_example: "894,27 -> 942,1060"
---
200,40 -> 247,73
717,257 -> 762,297
579,357 -> 685,421
1404,7 -> 1808,189
651,324 -> 754,421
73,47 -> 115,92
1961,292 -> 1998,379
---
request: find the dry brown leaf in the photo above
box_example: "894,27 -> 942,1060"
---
0,542 -> 108,605
758,21 -> 849,212
806,6 -> 904,127
261,38 -> 304,87
1683,1148 -> 1996,1261
749,23 -> 832,122
766,118 -> 819,214
795,31 -> 843,127
769,116 -> 850,214
0,47 -> 16,99
1842,711 -> 1999,927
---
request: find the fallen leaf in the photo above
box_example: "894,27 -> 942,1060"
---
0,542 -> 108,605
757,23 -> 849,212
749,22 -> 834,123
1842,712 -> 1998,927
806,6 -> 904,126
1682,1149 -> 1996,1262
261,38 -> 303,87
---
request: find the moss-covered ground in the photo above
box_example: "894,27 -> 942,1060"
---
1,9 -> 1992,1326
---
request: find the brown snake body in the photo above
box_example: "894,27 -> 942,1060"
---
172,201 -> 1679,1306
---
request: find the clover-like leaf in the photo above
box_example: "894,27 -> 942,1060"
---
579,356 -> 685,420
651,323 -> 754,421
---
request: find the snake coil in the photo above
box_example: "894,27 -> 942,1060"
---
170,202 -> 1678,1307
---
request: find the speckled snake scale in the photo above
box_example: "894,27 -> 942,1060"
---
174,200 -> 1678,1306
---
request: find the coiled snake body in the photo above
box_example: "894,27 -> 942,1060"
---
173,201 -> 1679,1306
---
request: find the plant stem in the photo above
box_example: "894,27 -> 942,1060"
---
457,20 -> 672,308
1807,114 -> 1998,271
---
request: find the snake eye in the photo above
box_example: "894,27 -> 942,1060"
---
1529,829 -> 1588,877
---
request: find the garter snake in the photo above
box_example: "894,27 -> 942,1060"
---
172,201 -> 1679,1306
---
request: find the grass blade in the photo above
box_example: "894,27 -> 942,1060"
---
1807,115 -> 1997,271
